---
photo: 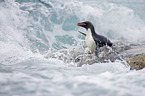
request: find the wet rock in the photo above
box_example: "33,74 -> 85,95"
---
125,53 -> 145,70
45,41 -> 145,70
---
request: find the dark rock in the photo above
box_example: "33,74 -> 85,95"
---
45,41 -> 145,70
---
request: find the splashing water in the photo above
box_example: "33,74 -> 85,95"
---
0,0 -> 145,96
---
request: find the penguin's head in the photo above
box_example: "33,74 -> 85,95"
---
77,21 -> 93,30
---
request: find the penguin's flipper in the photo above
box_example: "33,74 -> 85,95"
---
78,31 -> 86,36
95,45 -> 99,57
38,0 -> 53,8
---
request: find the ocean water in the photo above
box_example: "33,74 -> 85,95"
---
0,0 -> 145,96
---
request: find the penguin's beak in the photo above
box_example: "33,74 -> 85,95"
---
77,22 -> 86,26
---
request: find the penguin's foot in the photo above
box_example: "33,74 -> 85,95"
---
95,50 -> 99,57
95,46 -> 99,57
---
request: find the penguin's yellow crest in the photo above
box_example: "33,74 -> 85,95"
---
88,21 -> 93,26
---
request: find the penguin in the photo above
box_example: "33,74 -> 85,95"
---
77,21 -> 113,56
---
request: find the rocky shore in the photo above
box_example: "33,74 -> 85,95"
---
125,53 -> 145,70
45,41 -> 145,70
120,43 -> 145,70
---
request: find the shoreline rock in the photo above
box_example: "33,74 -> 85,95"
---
45,41 -> 145,70
125,53 -> 145,70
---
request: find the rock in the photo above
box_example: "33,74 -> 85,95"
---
125,53 -> 145,70
45,41 -> 145,70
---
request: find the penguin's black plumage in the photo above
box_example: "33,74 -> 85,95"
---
77,21 -> 113,56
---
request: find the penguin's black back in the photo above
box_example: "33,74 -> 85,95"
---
92,32 -> 113,47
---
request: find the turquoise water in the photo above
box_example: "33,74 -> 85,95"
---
0,0 -> 145,96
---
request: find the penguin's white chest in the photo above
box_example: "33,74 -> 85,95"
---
85,29 -> 96,52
